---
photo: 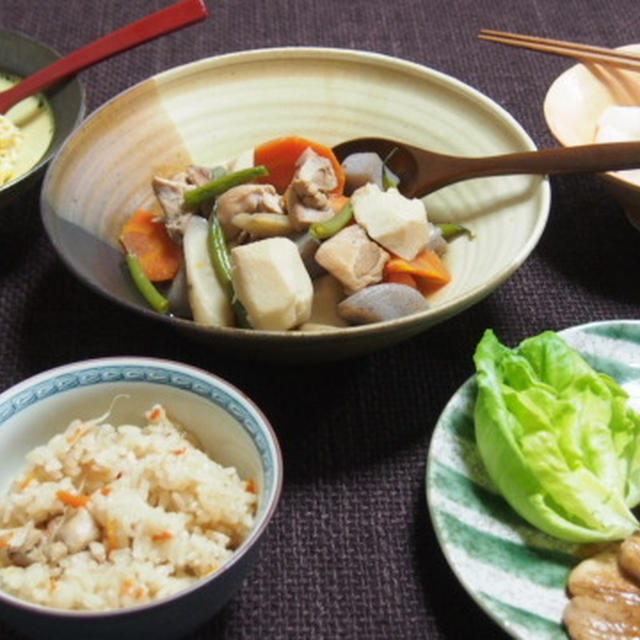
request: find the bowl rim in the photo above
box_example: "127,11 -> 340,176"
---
0,355 -> 283,618
41,45 -> 550,344
0,27 -> 87,195
543,42 -> 640,194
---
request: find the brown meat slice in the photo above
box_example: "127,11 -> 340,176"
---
567,549 -> 640,606
618,534 -> 640,582
564,595 -> 640,639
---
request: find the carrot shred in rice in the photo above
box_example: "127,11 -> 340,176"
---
171,448 -> 187,455
57,490 -> 91,508
245,478 -> 259,494
152,531 -> 175,542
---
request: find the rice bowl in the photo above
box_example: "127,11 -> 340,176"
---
0,404 -> 257,611
0,357 -> 282,640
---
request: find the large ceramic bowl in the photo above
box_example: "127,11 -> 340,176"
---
0,29 -> 85,207
544,44 -> 640,229
0,357 -> 282,640
41,47 -> 550,362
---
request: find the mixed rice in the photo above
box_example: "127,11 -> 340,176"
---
0,404 -> 257,610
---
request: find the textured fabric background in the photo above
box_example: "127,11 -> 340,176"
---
0,1 -> 639,638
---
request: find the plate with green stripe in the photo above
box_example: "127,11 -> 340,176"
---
425,319 -> 640,639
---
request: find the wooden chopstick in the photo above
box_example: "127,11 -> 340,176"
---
478,29 -> 640,72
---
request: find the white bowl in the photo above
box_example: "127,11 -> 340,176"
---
0,357 -> 282,640
41,47 -> 550,362
544,44 -> 640,228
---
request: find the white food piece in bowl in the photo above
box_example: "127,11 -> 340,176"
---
183,216 -> 234,327
314,225 -> 389,294
595,105 -> 640,186
351,183 -> 429,260
231,237 -> 313,330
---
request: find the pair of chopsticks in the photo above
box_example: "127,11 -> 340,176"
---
478,29 -> 640,72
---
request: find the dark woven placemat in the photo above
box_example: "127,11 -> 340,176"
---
0,1 -> 638,638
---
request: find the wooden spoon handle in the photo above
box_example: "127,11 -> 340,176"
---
465,142 -> 640,175
0,0 -> 208,114
419,142 -> 640,194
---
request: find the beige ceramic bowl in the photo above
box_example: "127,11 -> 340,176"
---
41,47 -> 550,362
544,44 -> 640,228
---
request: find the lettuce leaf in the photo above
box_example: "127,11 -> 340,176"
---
473,329 -> 640,542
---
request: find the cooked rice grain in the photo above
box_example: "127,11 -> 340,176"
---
0,404 -> 257,610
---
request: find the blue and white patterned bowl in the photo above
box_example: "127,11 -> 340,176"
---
0,357 -> 282,640
426,320 -> 640,639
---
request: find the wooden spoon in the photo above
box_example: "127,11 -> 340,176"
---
0,0 -> 208,115
332,137 -> 640,197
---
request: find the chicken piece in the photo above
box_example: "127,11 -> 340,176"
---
567,549 -> 640,606
295,148 -> 338,192
151,165 -> 213,241
564,595 -> 640,639
285,179 -> 334,231
351,183 -> 430,260
314,225 -> 389,294
284,148 -> 338,231
55,508 -> 101,554
186,164 -> 213,187
231,237 -> 313,330
152,175 -> 192,241
4,524 -> 45,567
216,184 -> 283,241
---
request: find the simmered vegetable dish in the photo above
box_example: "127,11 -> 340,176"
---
120,136 -> 471,331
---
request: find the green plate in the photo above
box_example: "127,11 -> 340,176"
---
426,320 -> 640,639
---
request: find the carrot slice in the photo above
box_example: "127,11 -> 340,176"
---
119,209 -> 181,282
254,136 -> 345,194
384,270 -> 418,289
384,249 -> 451,294
57,490 -> 91,508
152,531 -> 175,542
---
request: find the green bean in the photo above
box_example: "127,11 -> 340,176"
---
125,253 -> 170,314
207,210 -> 234,292
184,165 -> 269,208
207,209 -> 251,328
438,223 -> 474,241
308,202 -> 354,240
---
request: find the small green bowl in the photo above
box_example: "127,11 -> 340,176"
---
0,28 -> 85,206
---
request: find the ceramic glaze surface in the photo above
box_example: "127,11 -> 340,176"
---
0,357 -> 282,640
544,44 -> 640,227
0,29 -> 84,206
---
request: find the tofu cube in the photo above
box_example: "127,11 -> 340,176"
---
231,237 -> 313,330
351,183 -> 429,260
